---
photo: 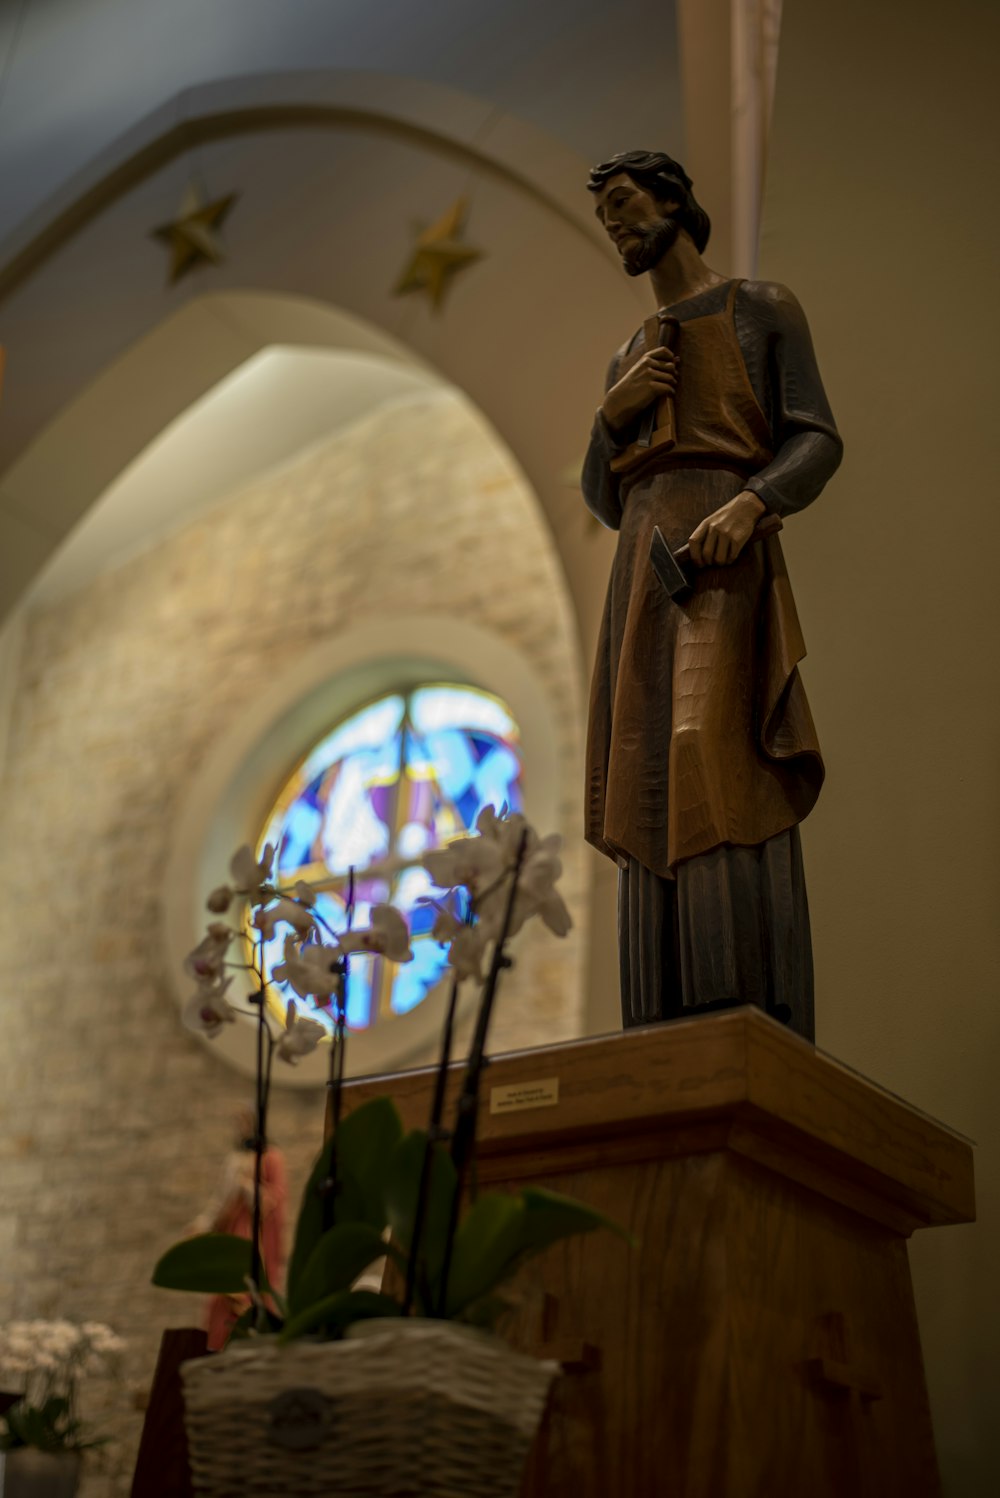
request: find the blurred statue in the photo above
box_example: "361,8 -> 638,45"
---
583,151 -> 842,1040
191,1107 -> 288,1350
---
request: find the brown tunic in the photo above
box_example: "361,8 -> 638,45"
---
585,279 -> 826,879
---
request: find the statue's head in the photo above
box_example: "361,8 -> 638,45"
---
587,150 -> 711,274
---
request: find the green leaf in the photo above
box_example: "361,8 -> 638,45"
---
383,1130 -> 457,1293
279,1289 -> 401,1343
3,1404 -> 68,1454
287,1104 -> 399,1303
336,1096 -> 404,1228
444,1187 -> 630,1317
444,1193 -> 526,1316
152,1232 -> 261,1294
289,1222 -> 389,1316
288,1139 -> 337,1301
456,1293 -> 514,1331
287,1143 -> 366,1299
520,1186 -> 633,1250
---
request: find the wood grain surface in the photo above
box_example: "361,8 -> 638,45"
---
342,1007 -> 974,1233
341,1009 -> 973,1497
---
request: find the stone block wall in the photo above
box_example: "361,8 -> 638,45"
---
0,387 -> 585,1493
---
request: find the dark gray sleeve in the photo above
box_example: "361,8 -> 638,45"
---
581,345 -> 632,531
736,281 -> 843,516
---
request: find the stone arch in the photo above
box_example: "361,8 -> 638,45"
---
0,69 -> 639,654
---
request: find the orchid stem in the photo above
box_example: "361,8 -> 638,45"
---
437,832 -> 528,1316
403,968 -> 461,1316
250,971 -> 265,1297
321,876 -> 352,1232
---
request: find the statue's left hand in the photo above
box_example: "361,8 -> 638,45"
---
688,491 -> 766,567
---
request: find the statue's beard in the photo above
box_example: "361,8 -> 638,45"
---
620,216 -> 680,276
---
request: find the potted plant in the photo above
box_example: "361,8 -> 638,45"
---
0,1321 -> 124,1498
153,809 -> 626,1496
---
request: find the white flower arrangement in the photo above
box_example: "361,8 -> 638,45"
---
164,804 -> 579,1327
181,805 -> 570,1066
0,1320 -> 124,1454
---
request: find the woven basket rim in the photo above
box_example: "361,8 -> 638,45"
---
182,1320 -> 557,1381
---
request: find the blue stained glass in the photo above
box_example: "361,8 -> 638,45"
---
321,753 -> 394,871
422,728 -> 476,799
411,686 -> 516,741
256,683 -> 523,1035
345,959 -> 376,1030
471,745 -> 522,816
277,799 -> 322,874
391,941 -> 450,1016
303,697 -> 405,783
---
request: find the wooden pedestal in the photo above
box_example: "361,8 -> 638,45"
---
343,1008 -> 974,1498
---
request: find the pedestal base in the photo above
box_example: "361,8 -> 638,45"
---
343,1008 -> 974,1497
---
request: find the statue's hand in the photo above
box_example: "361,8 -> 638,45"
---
688,491 -> 767,567
601,348 -> 679,433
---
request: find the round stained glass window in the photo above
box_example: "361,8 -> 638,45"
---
255,684 -> 523,1033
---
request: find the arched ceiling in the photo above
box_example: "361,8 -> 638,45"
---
0,0 -> 681,243
0,1 -> 734,659
30,344 -> 439,606
0,73 -> 653,654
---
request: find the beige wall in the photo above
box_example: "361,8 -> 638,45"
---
0,388 -> 584,1495
761,1 -> 1000,1489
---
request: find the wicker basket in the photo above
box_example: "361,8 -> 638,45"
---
180,1320 -> 557,1497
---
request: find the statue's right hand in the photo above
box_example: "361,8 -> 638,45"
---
601,349 -> 679,433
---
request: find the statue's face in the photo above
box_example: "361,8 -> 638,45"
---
593,172 -> 679,276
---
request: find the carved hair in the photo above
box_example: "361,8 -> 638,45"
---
587,150 -> 711,253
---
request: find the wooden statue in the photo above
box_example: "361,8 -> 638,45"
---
582,151 -> 842,1040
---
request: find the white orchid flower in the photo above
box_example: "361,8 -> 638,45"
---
229,843 -> 275,903
430,904 -> 463,944
271,935 -> 344,1000
475,805 -> 539,861
466,822 -> 572,941
448,925 -> 488,982
338,904 -> 413,963
183,976 -> 237,1038
252,896 -> 315,942
276,1000 -> 327,1065
429,903 -> 486,982
517,834 -> 573,936
421,835 -> 505,896
184,924 -> 234,985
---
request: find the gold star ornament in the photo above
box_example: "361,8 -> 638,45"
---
393,196 -> 484,312
151,184 -> 239,286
